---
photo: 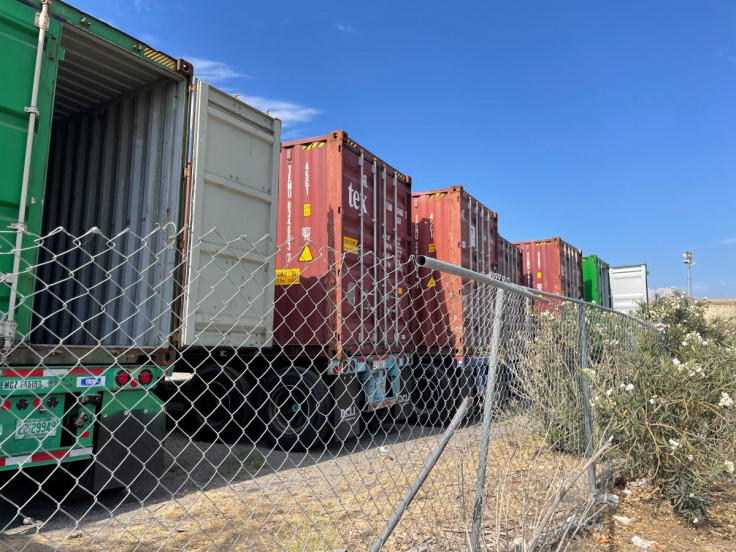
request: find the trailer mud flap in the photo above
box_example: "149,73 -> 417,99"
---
393,364 -> 413,422
92,409 -> 165,492
332,375 -> 361,442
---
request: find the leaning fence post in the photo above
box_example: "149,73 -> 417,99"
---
470,287 -> 506,552
370,396 -> 473,552
577,303 -> 596,493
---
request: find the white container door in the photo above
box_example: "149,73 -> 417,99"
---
181,80 -> 281,347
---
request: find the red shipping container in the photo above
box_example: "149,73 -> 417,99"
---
513,238 -> 583,299
498,235 -> 523,286
411,186 -> 498,356
274,131 -> 412,359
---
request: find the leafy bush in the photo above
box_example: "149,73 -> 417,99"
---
515,290 -> 736,522
593,291 -> 736,522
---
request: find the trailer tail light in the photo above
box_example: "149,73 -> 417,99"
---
138,369 -> 153,386
1,400 -> 10,411
33,398 -> 41,409
115,370 -> 131,386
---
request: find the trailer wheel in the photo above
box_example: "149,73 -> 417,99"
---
409,365 -> 454,426
180,365 -> 252,443
258,368 -> 331,452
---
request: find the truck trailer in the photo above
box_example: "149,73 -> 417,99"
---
0,0 -> 281,493
411,186 -> 499,423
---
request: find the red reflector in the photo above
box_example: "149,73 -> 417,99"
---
130,379 -> 138,388
80,431 -> 90,439
1,401 -> 10,411
138,369 -> 153,385
33,399 -> 41,408
0,459 -> 5,467
115,370 -> 130,386
31,451 -> 67,463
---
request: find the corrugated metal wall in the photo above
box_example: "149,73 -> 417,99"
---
33,80 -> 187,347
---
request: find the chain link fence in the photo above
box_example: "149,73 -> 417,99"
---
0,226 -> 663,551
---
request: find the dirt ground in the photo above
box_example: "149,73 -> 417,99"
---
3,410 -> 731,552
572,478 -> 736,552
0,412 -> 596,552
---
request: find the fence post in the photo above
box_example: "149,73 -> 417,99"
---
577,303 -> 597,494
470,287 -> 506,552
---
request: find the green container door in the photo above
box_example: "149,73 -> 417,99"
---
582,255 -> 612,308
0,1 -> 62,339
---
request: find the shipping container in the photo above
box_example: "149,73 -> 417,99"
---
498,235 -> 523,286
513,238 -> 583,300
610,264 -> 649,314
0,0 -> 281,489
582,255 -> 612,308
275,131 -> 412,358
411,186 -> 499,357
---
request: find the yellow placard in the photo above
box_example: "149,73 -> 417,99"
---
536,272 -> 542,279
303,204 -> 311,216
275,269 -> 300,286
428,243 -> 435,253
298,245 -> 313,262
426,276 -> 436,288
398,287 -> 403,295
343,236 -> 358,253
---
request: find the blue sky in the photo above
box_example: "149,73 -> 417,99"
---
75,1 -> 735,298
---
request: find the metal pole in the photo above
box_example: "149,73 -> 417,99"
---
470,287 -> 506,551
577,303 -> 596,493
416,256 -> 549,304
370,396 -> 473,552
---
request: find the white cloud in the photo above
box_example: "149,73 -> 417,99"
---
238,95 -> 322,127
718,237 -> 736,245
189,57 -> 250,84
336,23 -> 354,33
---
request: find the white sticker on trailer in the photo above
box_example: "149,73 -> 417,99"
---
77,376 -> 105,387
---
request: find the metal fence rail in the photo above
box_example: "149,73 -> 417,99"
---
0,227 -> 663,551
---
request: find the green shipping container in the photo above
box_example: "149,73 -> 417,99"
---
582,255 -> 612,308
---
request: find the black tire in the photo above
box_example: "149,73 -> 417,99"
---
409,365 -> 455,426
179,365 -> 253,443
258,368 -> 331,452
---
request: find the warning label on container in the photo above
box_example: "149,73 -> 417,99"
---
428,243 -> 435,253
303,204 -> 311,216
343,236 -> 358,253
426,277 -> 436,288
298,245 -> 313,262
536,272 -> 542,279
275,269 -> 300,286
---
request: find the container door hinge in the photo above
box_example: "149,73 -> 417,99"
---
0,273 -> 16,285
0,321 -> 16,343
34,11 -> 49,31
24,106 -> 39,116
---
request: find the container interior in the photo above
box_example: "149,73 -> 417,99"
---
32,24 -> 187,347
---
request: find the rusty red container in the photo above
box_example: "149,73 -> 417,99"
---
498,235 -> 523,286
411,186 -> 499,356
274,131 -> 412,359
513,237 -> 583,299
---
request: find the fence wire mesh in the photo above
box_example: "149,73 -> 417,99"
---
0,227 -> 664,551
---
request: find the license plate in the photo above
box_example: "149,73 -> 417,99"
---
1,379 -> 52,391
15,418 -> 60,440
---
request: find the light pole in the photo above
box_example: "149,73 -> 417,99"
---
683,251 -> 695,297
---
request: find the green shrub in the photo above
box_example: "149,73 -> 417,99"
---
592,291 -> 736,522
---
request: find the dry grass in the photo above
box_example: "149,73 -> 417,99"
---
2,411 -> 600,552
